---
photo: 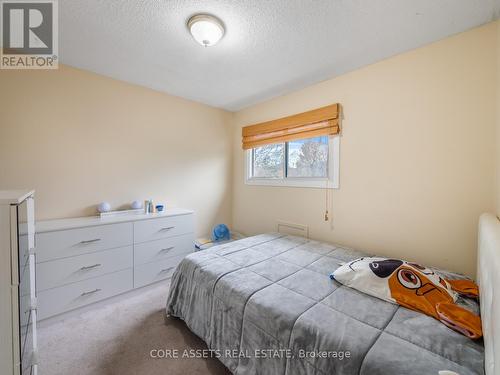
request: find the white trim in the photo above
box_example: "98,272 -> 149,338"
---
245,136 -> 340,189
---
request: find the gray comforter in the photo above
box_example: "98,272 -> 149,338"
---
166,233 -> 484,374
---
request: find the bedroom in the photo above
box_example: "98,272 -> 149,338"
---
0,0 -> 499,374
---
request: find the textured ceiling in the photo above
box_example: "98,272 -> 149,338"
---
60,0 -> 500,111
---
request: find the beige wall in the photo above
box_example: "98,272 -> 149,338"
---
232,22 -> 498,277
0,65 -> 233,236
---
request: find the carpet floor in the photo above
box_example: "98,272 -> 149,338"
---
37,281 -> 231,375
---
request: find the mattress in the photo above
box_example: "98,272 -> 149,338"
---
166,233 -> 484,374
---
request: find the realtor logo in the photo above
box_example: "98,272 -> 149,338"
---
1,0 -> 58,69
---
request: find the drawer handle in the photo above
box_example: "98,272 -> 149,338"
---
159,246 -> 174,253
80,263 -> 102,271
159,226 -> 175,231
79,238 -> 101,244
159,267 -> 174,274
81,288 -> 101,296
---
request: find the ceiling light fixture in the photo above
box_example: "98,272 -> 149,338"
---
187,14 -> 225,47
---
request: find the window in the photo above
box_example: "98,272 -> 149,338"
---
287,136 -> 328,178
252,143 -> 284,179
246,136 -> 339,189
242,103 -> 341,188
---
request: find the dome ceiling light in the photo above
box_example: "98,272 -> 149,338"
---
187,14 -> 225,47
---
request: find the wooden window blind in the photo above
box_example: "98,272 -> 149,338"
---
242,103 -> 341,150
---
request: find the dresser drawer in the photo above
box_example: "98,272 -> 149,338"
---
19,233 -> 30,276
134,233 -> 194,266
133,214 -> 193,244
21,308 -> 36,373
134,254 -> 186,288
19,294 -> 32,327
20,254 -> 35,298
37,269 -> 133,320
37,246 -> 133,292
36,222 -> 133,263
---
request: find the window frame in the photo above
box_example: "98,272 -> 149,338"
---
245,136 -> 340,189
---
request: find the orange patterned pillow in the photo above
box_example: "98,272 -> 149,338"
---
331,257 -> 482,339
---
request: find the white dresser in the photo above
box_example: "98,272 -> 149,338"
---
35,208 -> 194,320
0,190 -> 37,375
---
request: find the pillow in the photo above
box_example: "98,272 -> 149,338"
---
331,257 -> 482,339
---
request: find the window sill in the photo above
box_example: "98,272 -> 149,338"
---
245,178 -> 339,189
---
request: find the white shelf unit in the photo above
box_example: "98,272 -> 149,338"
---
0,190 -> 37,375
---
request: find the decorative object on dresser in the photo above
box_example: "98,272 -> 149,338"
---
97,201 -> 111,213
0,190 -> 37,375
130,200 -> 143,210
35,208 -> 194,320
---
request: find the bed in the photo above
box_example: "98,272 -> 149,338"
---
166,215 -> 498,375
